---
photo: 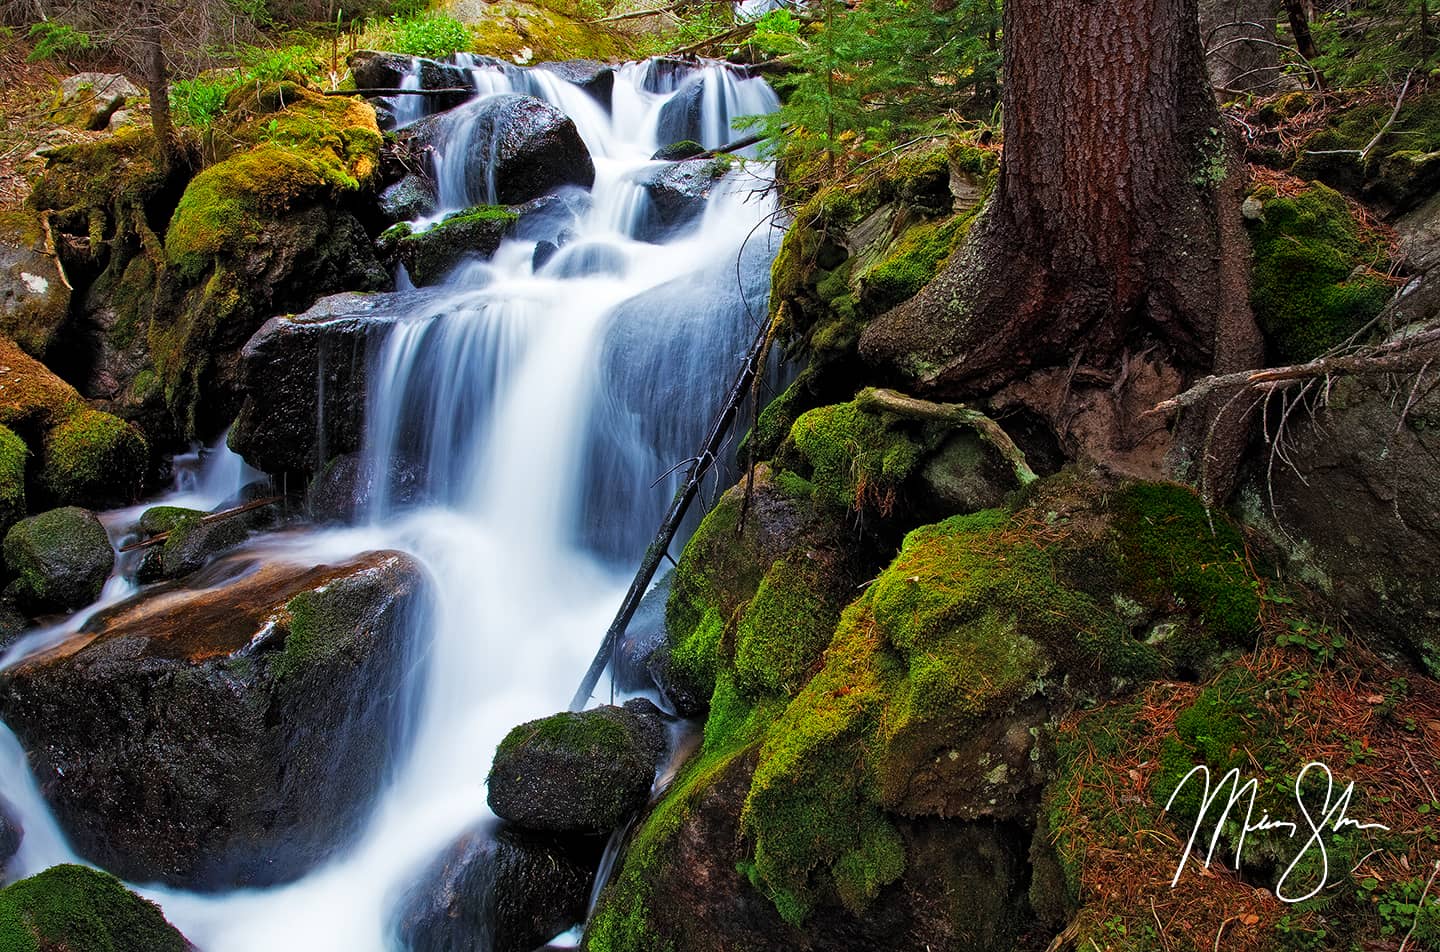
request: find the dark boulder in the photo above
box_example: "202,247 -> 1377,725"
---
0,550 -> 431,889
642,57 -> 697,94
3,507 -> 114,613
1263,360 -> 1440,675
655,78 -> 705,149
229,289 -> 447,476
395,822 -> 603,952
459,94 -> 595,205
307,451 -> 428,523
0,796 -> 20,871
535,60 -> 616,108
0,864 -> 193,952
350,50 -> 475,114
633,158 -> 730,242
379,174 -> 439,223
488,700 -> 666,836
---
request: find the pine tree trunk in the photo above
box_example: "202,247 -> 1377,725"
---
859,0 -> 1261,488
1283,0 -> 1320,61
1199,0 -> 1281,93
140,8 -> 178,171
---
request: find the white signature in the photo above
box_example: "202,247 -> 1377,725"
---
1163,761 -> 1390,902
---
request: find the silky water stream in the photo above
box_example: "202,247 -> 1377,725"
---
0,57 -> 781,950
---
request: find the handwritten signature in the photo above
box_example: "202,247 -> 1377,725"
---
1163,761 -> 1390,902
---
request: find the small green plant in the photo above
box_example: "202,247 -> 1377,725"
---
375,13 -> 472,58
1275,617 -> 1346,665
27,21 -> 93,62
172,76 -> 233,128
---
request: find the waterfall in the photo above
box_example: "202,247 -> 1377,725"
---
0,57 -> 783,951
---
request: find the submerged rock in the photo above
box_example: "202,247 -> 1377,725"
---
458,93 -> 596,205
535,59 -> 616,108
655,77 -> 705,148
229,289 -> 447,476
0,550 -> 431,889
633,158 -> 731,242
488,700 -> 666,836
307,451 -> 427,523
0,795 -> 21,871
0,864 -> 193,951
396,822 -> 602,952
3,506 -> 114,613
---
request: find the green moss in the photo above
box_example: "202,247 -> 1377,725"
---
1293,88 -> 1440,208
1247,183 -> 1393,363
1111,482 -> 1259,643
464,0 -> 632,62
27,125 -> 168,238
733,559 -> 838,699
41,408 -> 148,507
271,565 -> 392,680
860,214 -> 970,312
780,400 -> 938,513
494,710 -> 633,766
138,505 -> 201,536
397,205 -> 518,286
0,425 -> 28,537
0,864 -> 189,952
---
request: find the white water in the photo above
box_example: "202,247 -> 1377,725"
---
1,58 -> 781,951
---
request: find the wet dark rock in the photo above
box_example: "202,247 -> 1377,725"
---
0,795 -> 21,871
535,59 -> 616,108
378,174 -> 438,223
633,158 -> 730,242
3,507 -> 114,613
532,240 -> 559,271
459,94 -> 596,205
642,57 -> 697,94
655,79 -> 704,148
349,50 -> 475,114
132,505 -> 254,583
0,863 -> 194,951
0,550 -> 431,889
229,289 -> 446,476
488,700 -> 666,836
307,451 -> 427,523
396,822 -> 603,952
614,571 -> 671,694
544,241 -> 627,279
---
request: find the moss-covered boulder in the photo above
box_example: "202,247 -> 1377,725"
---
3,506 -> 114,613
0,425 -> 28,540
153,82 -> 389,436
489,701 -> 666,836
1293,88 -> 1440,216
0,863 -> 192,952
396,822 -> 603,952
1246,183 -> 1394,362
0,550 -> 431,889
40,408 -> 148,508
0,210 -> 72,359
385,205 -> 519,286
589,474 -> 1261,948
132,505 -> 253,583
0,336 -> 148,509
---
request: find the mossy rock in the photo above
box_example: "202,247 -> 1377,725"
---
0,210 -> 72,359
27,125 -> 171,242
0,336 -> 84,436
0,863 -> 190,952
3,506 -> 114,613
154,82 -> 387,435
1292,88 -> 1440,215
0,426 -> 28,540
1247,183 -> 1394,363
488,701 -> 667,836
40,408 -> 148,509
391,205 -> 519,286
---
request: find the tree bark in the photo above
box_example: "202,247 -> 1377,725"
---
140,7 -> 178,171
1199,0 -> 1282,93
1283,0 -> 1320,61
859,0 -> 1262,489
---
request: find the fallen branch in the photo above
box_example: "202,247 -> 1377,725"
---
697,131 -> 767,158
1150,325 -> 1440,415
570,315 -> 774,711
322,87 -> 474,97
1304,72 -> 1414,162
853,387 -> 1039,486
588,4 -> 681,22
671,21 -> 756,56
119,496 -> 283,552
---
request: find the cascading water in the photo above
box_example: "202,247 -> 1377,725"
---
0,57 -> 782,951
